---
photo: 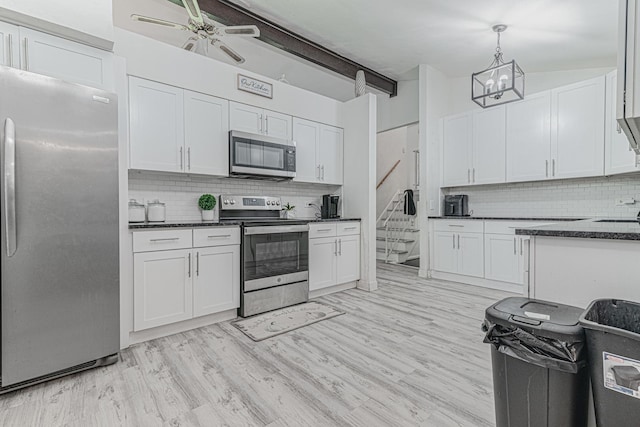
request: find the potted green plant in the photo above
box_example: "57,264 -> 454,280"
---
281,202 -> 295,219
198,194 -> 216,221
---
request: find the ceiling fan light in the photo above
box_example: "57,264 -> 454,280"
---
218,43 -> 245,63
225,28 -> 256,35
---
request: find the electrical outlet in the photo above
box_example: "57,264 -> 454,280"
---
616,198 -> 636,206
306,202 -> 313,207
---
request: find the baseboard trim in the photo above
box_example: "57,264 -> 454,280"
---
430,271 -> 524,294
128,309 -> 238,346
310,281 -> 357,299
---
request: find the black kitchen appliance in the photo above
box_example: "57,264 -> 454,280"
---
321,195 -> 340,219
444,195 -> 469,217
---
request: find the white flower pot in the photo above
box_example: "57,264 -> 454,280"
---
202,210 -> 214,221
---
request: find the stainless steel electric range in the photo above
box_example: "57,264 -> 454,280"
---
219,195 -> 309,317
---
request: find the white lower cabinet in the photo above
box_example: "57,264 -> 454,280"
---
433,231 -> 484,278
133,228 -> 240,332
134,249 -> 193,331
309,223 -> 360,292
484,234 -> 522,284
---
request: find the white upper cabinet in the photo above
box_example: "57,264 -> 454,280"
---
229,102 -> 292,139
293,119 -> 344,185
264,110 -> 292,139
605,71 -> 640,174
293,118 -> 321,183
472,106 -> 507,185
551,76 -> 606,179
0,21 -> 19,67
19,27 -> 113,90
184,90 -> 229,176
129,77 -> 184,173
442,112 -> 472,187
318,125 -> 344,185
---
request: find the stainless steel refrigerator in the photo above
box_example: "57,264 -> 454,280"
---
0,66 -> 119,392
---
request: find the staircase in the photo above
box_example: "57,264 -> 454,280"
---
376,190 -> 419,264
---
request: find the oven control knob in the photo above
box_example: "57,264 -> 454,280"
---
267,201 -> 271,206
276,201 -> 280,206
230,200 -> 236,205
223,199 -> 229,205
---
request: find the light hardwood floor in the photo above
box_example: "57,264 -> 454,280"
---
0,263 -> 512,427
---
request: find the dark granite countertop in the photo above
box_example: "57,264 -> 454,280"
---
515,218 -> 640,241
428,216 -> 584,222
129,217 -> 360,230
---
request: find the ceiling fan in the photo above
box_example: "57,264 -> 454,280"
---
131,0 -> 260,64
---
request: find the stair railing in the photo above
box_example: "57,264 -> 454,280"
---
377,189 -> 417,263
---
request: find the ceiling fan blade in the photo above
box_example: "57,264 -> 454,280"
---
181,0 -> 204,25
213,40 -> 245,64
182,37 -> 198,51
131,14 -> 189,31
220,25 -> 260,37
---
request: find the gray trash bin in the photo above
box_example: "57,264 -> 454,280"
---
483,297 -> 589,427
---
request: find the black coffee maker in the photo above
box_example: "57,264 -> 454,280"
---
321,195 -> 340,219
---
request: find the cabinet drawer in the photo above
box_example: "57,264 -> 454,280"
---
133,229 -> 193,253
337,222 -> 360,236
193,227 -> 240,247
484,221 -> 555,235
309,223 -> 338,238
433,219 -> 484,233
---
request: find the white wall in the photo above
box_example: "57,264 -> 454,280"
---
343,94 -> 377,292
376,78 -> 419,132
447,66 -> 615,115
0,0 -> 113,48
114,29 -> 344,127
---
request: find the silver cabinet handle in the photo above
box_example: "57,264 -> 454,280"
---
413,149 -> 420,189
457,234 -> 460,249
196,252 -> 200,277
514,237 -> 517,255
334,239 -> 338,256
187,147 -> 191,170
265,116 -> 269,134
257,114 -> 262,133
259,114 -> 264,133
545,160 -> 549,177
4,118 -> 17,257
317,165 -> 321,180
343,226 -> 357,230
23,37 -> 28,71
448,224 -> 464,228
321,165 -> 325,180
188,253 -> 191,278
208,234 -> 231,239
317,228 -> 332,232
520,238 -> 524,256
7,33 -> 13,67
338,239 -> 342,255
552,159 -> 556,176
452,234 -> 455,249
180,146 -> 183,170
149,237 -> 180,242
472,168 -> 476,183
467,169 -> 471,183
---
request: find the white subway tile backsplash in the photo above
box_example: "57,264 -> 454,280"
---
444,174 -> 640,218
129,171 -> 341,221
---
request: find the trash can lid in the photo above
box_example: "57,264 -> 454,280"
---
486,297 -> 585,341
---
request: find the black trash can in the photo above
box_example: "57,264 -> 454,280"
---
483,297 -> 589,427
579,299 -> 640,427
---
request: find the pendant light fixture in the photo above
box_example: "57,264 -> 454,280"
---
471,24 -> 524,108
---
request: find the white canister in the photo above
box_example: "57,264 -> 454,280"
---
147,200 -> 166,222
128,199 -> 146,223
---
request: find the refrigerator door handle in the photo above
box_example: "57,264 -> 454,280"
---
4,118 -> 17,257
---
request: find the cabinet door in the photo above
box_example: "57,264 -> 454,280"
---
484,234 -> 520,283
309,237 -> 337,291
264,109 -> 292,139
184,90 -> 229,176
134,249 -> 193,331
432,231 -> 457,274
292,118 -> 320,183
318,125 -> 344,185
129,77 -> 184,172
336,235 -> 360,284
19,27 -> 113,90
442,113 -> 472,187
605,71 -> 640,174
0,21 -> 19,67
193,245 -> 240,317
506,92 -> 552,182
473,106 -> 506,184
458,232 -> 484,278
517,237 -> 529,286
229,102 -> 263,134
551,76 -> 606,179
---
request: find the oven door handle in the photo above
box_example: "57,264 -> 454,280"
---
244,224 -> 309,235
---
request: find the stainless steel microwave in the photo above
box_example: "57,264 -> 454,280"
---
229,131 -> 296,180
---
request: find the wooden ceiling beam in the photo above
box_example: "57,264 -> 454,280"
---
194,0 -> 398,96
